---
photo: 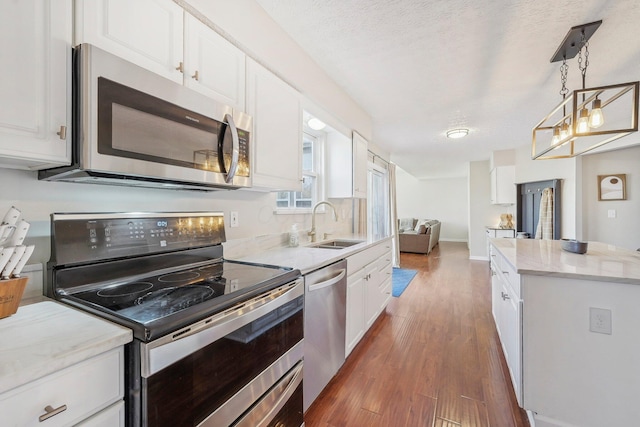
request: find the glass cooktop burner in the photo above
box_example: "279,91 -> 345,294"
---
68,260 -> 291,325
97,282 -> 154,297
158,271 -> 201,283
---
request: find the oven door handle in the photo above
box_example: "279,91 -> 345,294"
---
142,279 -> 303,377
233,360 -> 303,427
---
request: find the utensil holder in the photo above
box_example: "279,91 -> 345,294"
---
0,277 -> 28,319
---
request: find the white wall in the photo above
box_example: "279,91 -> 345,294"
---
581,145 -> 640,250
468,160 -> 513,260
0,168 -> 354,266
396,167 -> 468,242
514,143 -> 578,239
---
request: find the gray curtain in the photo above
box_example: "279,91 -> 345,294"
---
388,163 -> 400,267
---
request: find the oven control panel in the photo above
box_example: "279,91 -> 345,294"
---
51,212 -> 226,266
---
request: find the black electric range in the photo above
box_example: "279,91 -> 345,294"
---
46,211 -> 300,341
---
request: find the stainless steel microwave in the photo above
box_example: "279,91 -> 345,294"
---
39,44 -> 251,191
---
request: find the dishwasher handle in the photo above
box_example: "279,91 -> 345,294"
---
308,269 -> 346,292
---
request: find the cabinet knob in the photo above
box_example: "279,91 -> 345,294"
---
39,404 -> 67,422
56,125 -> 67,140
176,62 -> 184,73
192,70 -> 199,81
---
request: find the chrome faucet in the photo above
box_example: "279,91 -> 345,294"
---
309,201 -> 338,242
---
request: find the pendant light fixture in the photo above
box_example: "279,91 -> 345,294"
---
532,20 -> 639,160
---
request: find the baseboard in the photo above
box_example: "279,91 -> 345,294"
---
469,255 -> 489,261
439,238 -> 468,243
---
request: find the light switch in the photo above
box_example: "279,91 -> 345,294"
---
607,209 -> 616,218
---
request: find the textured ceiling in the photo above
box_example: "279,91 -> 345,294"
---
255,0 -> 640,178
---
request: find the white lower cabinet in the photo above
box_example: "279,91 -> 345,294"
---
76,400 -> 124,427
490,244 -> 523,406
345,272 -> 365,356
345,239 -> 392,357
0,348 -> 124,427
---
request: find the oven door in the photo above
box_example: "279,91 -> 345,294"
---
79,43 -> 251,188
136,278 -> 304,427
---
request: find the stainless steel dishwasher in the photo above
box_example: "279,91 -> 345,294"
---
303,259 -> 347,412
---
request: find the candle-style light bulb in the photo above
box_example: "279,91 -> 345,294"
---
589,98 -> 604,128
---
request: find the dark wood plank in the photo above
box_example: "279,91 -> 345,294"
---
304,242 -> 530,427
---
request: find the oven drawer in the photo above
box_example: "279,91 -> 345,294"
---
0,348 -> 123,427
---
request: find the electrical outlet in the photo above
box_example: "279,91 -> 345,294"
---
230,211 -> 239,228
589,307 -> 612,335
608,209 -> 616,219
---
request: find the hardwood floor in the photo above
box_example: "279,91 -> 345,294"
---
304,242 -> 530,427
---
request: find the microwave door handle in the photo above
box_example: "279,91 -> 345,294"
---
222,113 -> 240,183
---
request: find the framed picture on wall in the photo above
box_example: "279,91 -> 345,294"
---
598,174 -> 626,201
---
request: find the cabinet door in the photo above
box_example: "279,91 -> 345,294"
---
246,58 -> 302,191
491,166 -> 516,204
183,14 -> 245,110
352,132 -> 368,198
76,400 -> 124,427
345,273 -> 365,357
0,0 -> 72,169
491,269 -> 502,336
76,0 -> 184,83
0,348 -> 123,427
363,263 -> 380,328
501,280 -> 522,403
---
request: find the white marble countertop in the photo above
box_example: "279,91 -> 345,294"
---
490,238 -> 640,284
0,300 -> 132,395
230,234 -> 392,275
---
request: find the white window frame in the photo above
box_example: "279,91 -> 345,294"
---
275,130 -> 325,214
367,159 -> 390,239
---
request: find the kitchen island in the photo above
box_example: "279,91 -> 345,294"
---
489,238 -> 640,427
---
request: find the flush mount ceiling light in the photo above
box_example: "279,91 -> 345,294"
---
532,20 -> 639,160
446,128 -> 469,139
307,117 -> 326,130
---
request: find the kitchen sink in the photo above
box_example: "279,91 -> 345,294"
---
309,239 -> 364,249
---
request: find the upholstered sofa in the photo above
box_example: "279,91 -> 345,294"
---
398,218 -> 441,254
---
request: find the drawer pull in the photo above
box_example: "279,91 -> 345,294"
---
39,404 -> 67,422
502,270 -> 509,275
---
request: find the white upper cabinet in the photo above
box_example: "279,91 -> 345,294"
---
326,131 -> 368,198
352,132 -> 368,198
75,1 -> 246,110
183,14 -> 245,111
490,165 -> 516,204
75,0 -> 184,83
0,0 -> 72,169
246,58 -> 302,191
